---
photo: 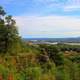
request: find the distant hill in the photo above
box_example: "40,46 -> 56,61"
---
23,37 -> 80,43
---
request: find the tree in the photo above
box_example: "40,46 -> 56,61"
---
5,15 -> 20,53
39,45 -> 64,66
0,6 -> 21,53
0,6 -> 6,52
0,6 -> 6,19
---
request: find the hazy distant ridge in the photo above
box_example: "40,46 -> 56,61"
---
23,37 -> 80,42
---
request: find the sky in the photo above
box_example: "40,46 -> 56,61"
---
0,0 -> 80,38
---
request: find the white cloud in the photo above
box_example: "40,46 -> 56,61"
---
14,15 -> 80,37
35,0 -> 80,12
64,0 -> 80,11
64,5 -> 80,11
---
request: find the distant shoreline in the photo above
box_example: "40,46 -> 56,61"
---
23,37 -> 80,43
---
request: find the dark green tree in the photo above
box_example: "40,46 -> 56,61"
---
5,15 -> 20,53
0,6 -> 21,53
0,6 -> 6,18
39,45 -> 64,66
0,6 -> 6,52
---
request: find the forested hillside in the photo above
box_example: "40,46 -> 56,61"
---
0,6 -> 80,80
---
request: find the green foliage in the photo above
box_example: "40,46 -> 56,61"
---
0,6 -> 21,54
39,45 -> 64,66
0,64 -> 8,79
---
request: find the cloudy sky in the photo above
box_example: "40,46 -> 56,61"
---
0,0 -> 80,38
